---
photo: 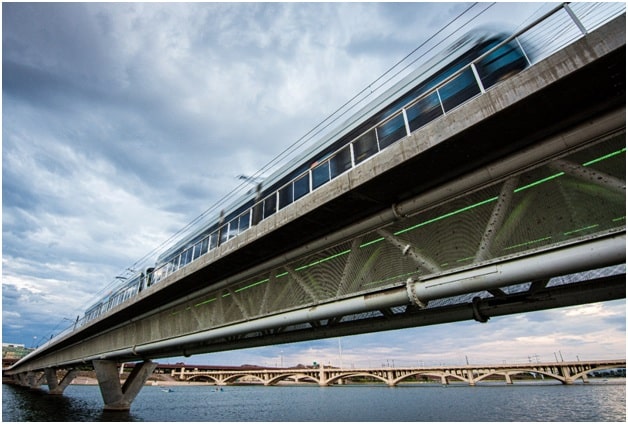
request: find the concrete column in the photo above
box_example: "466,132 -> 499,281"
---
318,363 -> 328,386
504,373 -> 513,384
16,373 -> 29,387
466,370 -> 476,386
45,368 -> 78,395
93,360 -> 157,411
559,366 -> 574,385
27,371 -> 41,389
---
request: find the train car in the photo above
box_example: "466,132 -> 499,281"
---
79,269 -> 153,326
83,26 -> 529,323
151,26 -> 528,276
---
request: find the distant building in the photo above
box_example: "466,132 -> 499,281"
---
3,343 -> 33,368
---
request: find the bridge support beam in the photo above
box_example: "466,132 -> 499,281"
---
93,360 -> 157,411
45,368 -> 78,395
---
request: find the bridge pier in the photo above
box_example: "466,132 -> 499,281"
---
93,360 -> 157,411
26,371 -> 42,389
45,368 -> 78,395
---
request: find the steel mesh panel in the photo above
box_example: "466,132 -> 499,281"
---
155,134 -> 624,341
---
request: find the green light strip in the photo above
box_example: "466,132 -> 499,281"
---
513,172 -> 564,193
582,147 -> 626,166
456,256 -> 475,263
503,236 -> 552,251
394,196 -> 500,236
234,278 -> 270,293
294,249 -> 351,271
195,297 -> 216,307
612,216 -> 625,222
359,237 -> 385,248
564,224 -> 599,236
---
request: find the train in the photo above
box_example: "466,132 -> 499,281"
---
79,26 -> 529,328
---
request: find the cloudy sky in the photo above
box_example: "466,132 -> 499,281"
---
3,2 -> 625,368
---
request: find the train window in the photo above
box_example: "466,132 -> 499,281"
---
219,224 -> 229,245
293,173 -> 309,201
330,145 -> 352,178
228,217 -> 239,239
263,193 -> 277,219
200,237 -> 209,256
239,210 -> 251,232
181,247 -> 192,266
477,42 -> 526,88
192,240 -> 202,260
352,130 -> 378,165
209,232 -> 218,250
278,183 -> 294,210
376,113 -> 406,149
312,161 -> 330,190
252,201 -> 263,225
406,92 -> 444,132
439,68 -> 480,112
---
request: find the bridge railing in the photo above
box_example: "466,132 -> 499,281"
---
147,3 -> 624,289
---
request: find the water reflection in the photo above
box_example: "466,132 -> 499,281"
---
3,379 -> 626,422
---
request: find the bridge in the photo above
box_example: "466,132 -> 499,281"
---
163,359 -> 626,386
6,4 -> 626,410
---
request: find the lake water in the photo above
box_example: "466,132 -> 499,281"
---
3,380 -> 626,422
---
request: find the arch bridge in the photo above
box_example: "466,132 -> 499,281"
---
160,359 -> 627,386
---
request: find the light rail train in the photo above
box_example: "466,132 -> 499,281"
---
81,27 -> 529,327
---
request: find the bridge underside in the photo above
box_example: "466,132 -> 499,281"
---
118,124 -> 626,359
9,14 -> 625,372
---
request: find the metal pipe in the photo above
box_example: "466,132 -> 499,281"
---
93,233 -> 624,361
414,233 -> 625,302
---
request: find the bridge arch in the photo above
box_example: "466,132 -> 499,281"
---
222,373 -> 266,385
570,364 -> 626,383
186,375 -> 219,384
473,369 -> 565,384
326,372 -> 390,386
265,373 -> 313,386
392,371 -> 450,385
